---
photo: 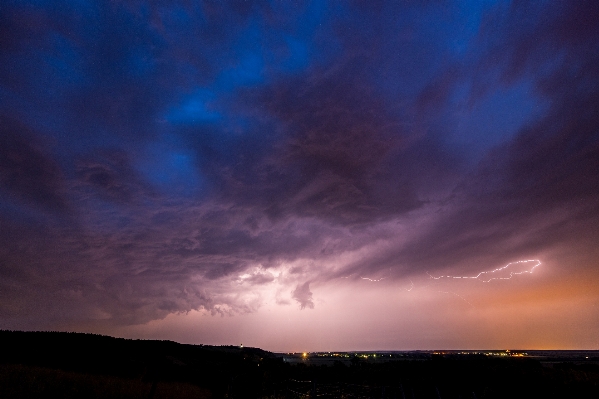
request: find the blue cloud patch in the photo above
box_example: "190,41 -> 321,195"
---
137,145 -> 202,196
166,90 -> 221,125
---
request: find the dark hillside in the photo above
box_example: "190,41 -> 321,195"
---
0,330 -> 274,398
1,331 -> 599,398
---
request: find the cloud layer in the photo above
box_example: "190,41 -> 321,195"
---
1,1 -> 598,348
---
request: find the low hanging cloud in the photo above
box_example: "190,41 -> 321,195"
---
291,282 -> 314,310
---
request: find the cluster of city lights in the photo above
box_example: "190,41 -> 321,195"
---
288,352 -> 390,359
432,350 -> 527,357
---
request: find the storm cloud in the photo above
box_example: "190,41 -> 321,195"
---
0,1 -> 598,349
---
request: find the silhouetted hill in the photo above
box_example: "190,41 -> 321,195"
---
1,331 -> 598,398
0,330 -> 274,398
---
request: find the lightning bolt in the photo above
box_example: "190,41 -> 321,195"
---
341,268 -> 391,283
360,276 -> 386,282
427,259 -> 541,283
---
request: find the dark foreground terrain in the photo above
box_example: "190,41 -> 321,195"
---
1,331 -> 598,398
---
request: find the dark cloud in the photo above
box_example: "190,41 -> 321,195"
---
291,282 -> 314,310
0,0 -> 597,333
75,150 -> 150,204
0,116 -> 68,213
199,65 -> 460,226
346,0 -> 599,277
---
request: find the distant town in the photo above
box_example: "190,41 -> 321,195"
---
280,349 -> 598,365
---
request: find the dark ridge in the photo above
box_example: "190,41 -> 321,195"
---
0,330 -> 274,398
1,331 -> 599,398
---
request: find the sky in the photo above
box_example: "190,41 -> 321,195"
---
1,0 -> 598,352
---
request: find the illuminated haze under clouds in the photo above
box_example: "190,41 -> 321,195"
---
1,1 -> 598,351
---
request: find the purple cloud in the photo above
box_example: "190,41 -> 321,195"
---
0,0 -> 597,350
291,282 -> 314,310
